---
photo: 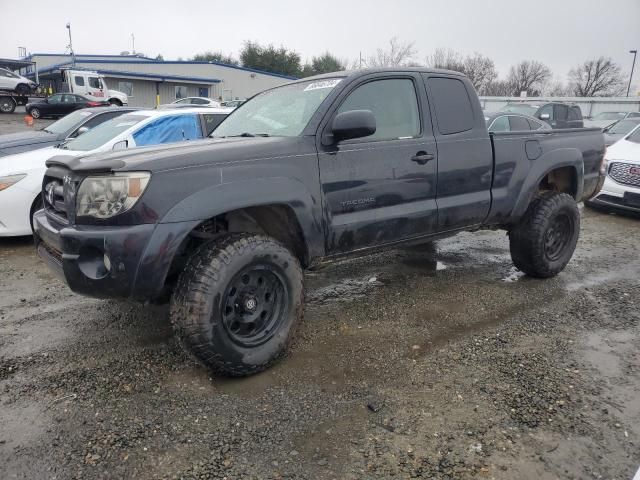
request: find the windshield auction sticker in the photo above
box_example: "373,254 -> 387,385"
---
303,79 -> 342,91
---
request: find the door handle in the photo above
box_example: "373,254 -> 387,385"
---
411,152 -> 434,165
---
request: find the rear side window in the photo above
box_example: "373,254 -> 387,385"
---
509,116 -> 531,131
74,76 -> 85,87
133,114 -> 203,146
527,118 -> 544,130
426,77 -> 474,135
337,78 -> 420,141
203,113 -> 228,135
489,116 -> 510,132
568,107 -> 582,121
553,104 -> 568,121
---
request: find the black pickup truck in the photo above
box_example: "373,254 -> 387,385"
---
33,68 -> 605,376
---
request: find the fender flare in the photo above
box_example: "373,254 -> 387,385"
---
160,176 -> 324,260
511,147 -> 584,222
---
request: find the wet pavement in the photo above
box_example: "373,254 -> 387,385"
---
0,207 -> 639,479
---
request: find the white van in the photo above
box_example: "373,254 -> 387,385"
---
62,70 -> 128,106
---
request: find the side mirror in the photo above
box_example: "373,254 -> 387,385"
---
539,113 -> 550,120
112,140 -> 128,151
75,126 -> 90,137
331,110 -> 376,142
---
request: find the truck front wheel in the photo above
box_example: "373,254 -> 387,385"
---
170,233 -> 304,376
508,192 -> 580,278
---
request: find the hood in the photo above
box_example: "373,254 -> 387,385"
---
0,130 -> 60,150
0,145 -> 83,176
605,138 -> 640,164
584,119 -> 618,130
46,136 -> 311,174
603,133 -> 625,147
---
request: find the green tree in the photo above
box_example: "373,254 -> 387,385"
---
240,41 -> 301,77
300,52 -> 345,77
192,51 -> 238,65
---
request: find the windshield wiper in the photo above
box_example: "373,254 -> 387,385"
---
227,132 -> 271,138
54,140 -> 70,149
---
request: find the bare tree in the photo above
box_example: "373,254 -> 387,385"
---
568,57 -> 625,97
541,78 -> 571,97
507,60 -> 551,96
425,48 -> 464,72
365,37 -> 418,68
462,53 -> 497,95
483,80 -> 513,96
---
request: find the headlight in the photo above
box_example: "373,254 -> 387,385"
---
0,174 -> 27,192
76,172 -> 150,219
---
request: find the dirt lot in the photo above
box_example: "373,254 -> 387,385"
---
0,206 -> 638,479
0,115 -> 639,479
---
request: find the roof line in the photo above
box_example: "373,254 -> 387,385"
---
26,53 -> 156,61
26,64 -> 221,84
26,53 -> 298,80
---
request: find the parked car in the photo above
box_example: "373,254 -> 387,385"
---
33,68 -> 605,376
602,118 -> 640,146
221,99 -> 246,108
587,123 -> 640,213
584,111 -> 640,130
158,97 -> 222,109
500,102 -> 584,129
0,107 -> 139,157
0,67 -> 38,95
0,107 -> 230,236
26,94 -> 110,119
485,112 -> 550,132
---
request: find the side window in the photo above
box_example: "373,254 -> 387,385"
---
75,95 -> 86,102
527,118 -> 544,130
48,94 -> 62,103
489,116 -> 510,132
426,77 -> 474,135
628,112 -> 640,118
568,107 -> 581,121
74,76 -> 85,87
538,104 -> 553,120
88,77 -> 103,89
76,111 -> 124,134
203,114 -> 228,135
132,114 -> 203,147
553,104 -> 568,121
192,98 -> 209,105
62,94 -> 76,103
509,116 -> 531,131
337,78 -> 420,141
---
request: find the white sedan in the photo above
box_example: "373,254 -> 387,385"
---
588,124 -> 640,213
0,107 -> 230,236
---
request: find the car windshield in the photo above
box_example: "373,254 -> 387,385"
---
500,104 -> 538,116
593,112 -> 626,121
608,120 -> 640,135
211,78 -> 343,138
43,110 -> 95,134
61,114 -> 148,151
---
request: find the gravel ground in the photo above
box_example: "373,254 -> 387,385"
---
1,205 -> 638,479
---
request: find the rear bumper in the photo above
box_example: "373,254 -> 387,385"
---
33,210 -> 199,300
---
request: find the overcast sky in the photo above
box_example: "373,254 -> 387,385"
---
1,0 -> 638,82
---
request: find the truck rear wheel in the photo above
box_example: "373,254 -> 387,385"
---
170,233 -> 304,376
508,191 -> 580,278
0,97 -> 16,113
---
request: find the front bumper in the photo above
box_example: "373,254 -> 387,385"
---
33,210 -> 199,300
587,175 -> 640,213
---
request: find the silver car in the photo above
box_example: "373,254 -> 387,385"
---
0,67 -> 37,95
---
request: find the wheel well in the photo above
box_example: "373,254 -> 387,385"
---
109,98 -> 122,106
165,205 -> 309,291
538,166 -> 578,198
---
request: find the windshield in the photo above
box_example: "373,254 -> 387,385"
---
608,120 -> 640,135
61,114 -> 148,151
43,110 -> 95,135
211,78 -> 343,138
593,112 -> 626,121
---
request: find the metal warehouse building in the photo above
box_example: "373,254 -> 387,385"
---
20,53 -> 295,107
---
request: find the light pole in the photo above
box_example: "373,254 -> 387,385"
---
627,49 -> 637,97
66,23 -> 75,67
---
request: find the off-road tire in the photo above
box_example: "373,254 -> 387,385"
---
170,233 -> 304,376
509,191 -> 580,278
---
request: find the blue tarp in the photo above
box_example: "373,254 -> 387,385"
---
133,114 -> 202,146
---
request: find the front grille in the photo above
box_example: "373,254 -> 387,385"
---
609,162 -> 640,188
42,166 -> 76,224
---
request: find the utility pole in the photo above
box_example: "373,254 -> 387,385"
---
359,51 -> 362,69
627,49 -> 637,97
131,33 -> 136,55
66,23 -> 75,67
